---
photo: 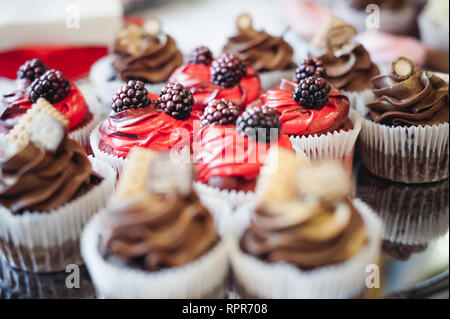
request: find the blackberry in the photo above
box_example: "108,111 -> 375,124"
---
29,69 -> 71,103
17,58 -> 49,84
295,57 -> 326,82
112,80 -> 151,113
210,54 -> 246,88
200,99 -> 240,128
188,46 -> 213,65
293,75 -> 331,110
156,83 -> 194,120
236,106 -> 281,143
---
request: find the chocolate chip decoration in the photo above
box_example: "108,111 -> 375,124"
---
390,57 -> 414,81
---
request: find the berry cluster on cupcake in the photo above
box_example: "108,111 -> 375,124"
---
0,99 -> 115,272
228,148 -> 382,298
1,58 -> 99,150
359,56 -> 449,183
193,100 -> 292,205
89,20 -> 183,105
260,56 -> 360,169
81,148 -> 228,298
169,47 -> 262,117
91,80 -> 197,172
223,14 -> 295,89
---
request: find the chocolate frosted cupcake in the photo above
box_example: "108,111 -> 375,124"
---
223,14 -> 295,89
359,57 -> 449,183
0,99 -> 115,272
356,165 -> 449,260
229,149 -> 382,298
89,20 -> 183,106
82,149 -> 228,298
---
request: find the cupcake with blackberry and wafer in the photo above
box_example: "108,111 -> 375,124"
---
260,57 -> 361,169
223,14 -> 296,90
0,99 -> 115,273
169,47 -> 262,117
90,81 -> 197,172
228,148 -> 382,298
1,59 -> 101,150
81,148 -> 228,298
89,20 -> 183,106
359,57 -> 449,183
193,101 -> 293,207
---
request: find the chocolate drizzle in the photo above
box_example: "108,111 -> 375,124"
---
113,24 -> 183,83
105,193 -> 218,271
367,71 -> 449,126
0,139 -> 93,214
223,29 -> 294,72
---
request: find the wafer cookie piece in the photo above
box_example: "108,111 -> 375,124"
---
28,113 -> 65,152
116,147 -> 156,199
310,14 -> 353,49
256,148 -> 308,204
6,98 -> 68,149
295,160 -> 352,204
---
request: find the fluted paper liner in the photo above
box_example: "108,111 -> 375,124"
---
89,55 -> 166,106
0,157 -> 116,273
81,211 -> 228,299
69,112 -> 102,152
194,182 -> 256,209
198,193 -> 239,237
228,199 -> 383,299
90,122 -> 191,174
289,109 -> 361,169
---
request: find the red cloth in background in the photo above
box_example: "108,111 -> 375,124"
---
0,46 -> 108,81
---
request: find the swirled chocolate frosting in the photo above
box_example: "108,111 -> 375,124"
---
0,139 -> 93,214
105,193 -> 219,271
367,71 -> 449,126
319,43 -> 380,92
241,200 -> 367,270
223,29 -> 294,72
113,24 -> 183,83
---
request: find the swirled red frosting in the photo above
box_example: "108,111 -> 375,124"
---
168,63 -> 262,116
0,84 -> 88,133
261,79 -> 352,136
99,93 -> 198,158
194,124 -> 292,188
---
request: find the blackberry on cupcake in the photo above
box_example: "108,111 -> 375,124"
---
156,82 -> 194,120
17,58 -> 49,84
29,69 -> 71,103
295,57 -> 327,82
236,106 -> 281,143
112,80 -> 151,113
188,46 -> 213,65
293,75 -> 331,110
200,99 -> 240,128
210,54 -> 247,88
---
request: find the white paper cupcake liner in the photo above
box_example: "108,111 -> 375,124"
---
69,112 -> 102,152
0,157 -> 116,273
81,211 -> 228,299
90,122 -> 191,174
359,115 -> 449,183
194,181 -> 256,209
289,109 -> 362,170
198,194 -> 239,237
228,198 -> 383,299
260,68 -> 297,90
89,55 -> 166,106
332,2 -> 416,34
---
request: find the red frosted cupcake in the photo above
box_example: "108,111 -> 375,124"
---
260,58 -> 361,169
193,101 -> 292,205
91,81 -> 197,172
169,49 -> 262,117
0,59 -> 99,150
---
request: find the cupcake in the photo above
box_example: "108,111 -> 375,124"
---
169,49 -> 262,117
260,63 -> 361,169
228,149 -> 383,298
333,0 -> 416,35
193,103 -> 293,206
0,99 -> 115,272
89,20 -> 183,106
81,148 -> 228,298
359,57 -> 449,183
223,14 -> 295,90
311,17 -> 380,107
356,165 -> 449,260
418,0 -> 449,52
91,81 -> 196,173
0,59 -> 100,151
